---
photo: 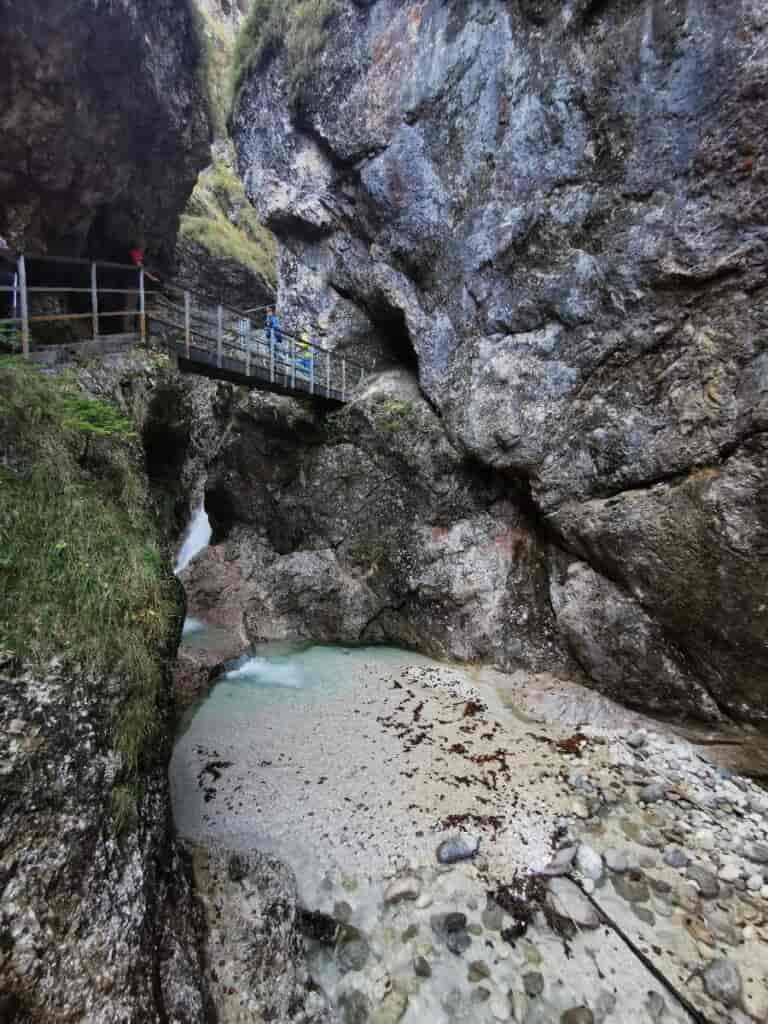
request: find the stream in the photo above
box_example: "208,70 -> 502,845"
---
169,514 -> 768,1024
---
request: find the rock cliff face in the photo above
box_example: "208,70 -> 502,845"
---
0,0 -> 210,261
181,369 -> 571,678
0,362 -> 209,1021
231,0 -> 768,721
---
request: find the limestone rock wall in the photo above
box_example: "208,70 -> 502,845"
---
231,0 -> 768,720
0,0 -> 211,262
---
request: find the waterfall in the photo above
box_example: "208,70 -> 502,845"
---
174,502 -> 212,574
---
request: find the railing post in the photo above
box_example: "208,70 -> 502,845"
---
310,349 -> 315,396
184,291 -> 191,358
326,349 -> 331,398
245,319 -> 251,376
217,305 -> 223,368
342,357 -> 346,401
91,262 -> 99,341
270,332 -> 275,383
359,365 -> 364,387
139,268 -> 146,342
290,336 -> 296,389
18,255 -> 29,358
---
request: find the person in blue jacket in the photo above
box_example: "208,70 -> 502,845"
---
265,307 -> 281,345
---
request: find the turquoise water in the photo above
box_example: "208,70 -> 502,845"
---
174,642 -> 439,738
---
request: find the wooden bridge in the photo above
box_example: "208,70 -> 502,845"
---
0,254 -> 367,404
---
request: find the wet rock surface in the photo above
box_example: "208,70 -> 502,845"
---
231,0 -> 768,720
177,653 -> 768,1023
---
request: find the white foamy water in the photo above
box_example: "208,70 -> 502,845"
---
174,502 -> 212,574
224,654 -> 306,689
182,616 -> 205,636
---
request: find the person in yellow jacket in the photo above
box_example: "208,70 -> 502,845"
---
296,325 -> 313,378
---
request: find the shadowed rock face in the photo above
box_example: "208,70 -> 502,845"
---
0,0 -> 210,262
184,369 -> 572,676
231,0 -> 768,720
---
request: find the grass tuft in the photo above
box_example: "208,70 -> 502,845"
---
0,358 -> 178,832
230,0 -> 338,113
181,150 -> 277,287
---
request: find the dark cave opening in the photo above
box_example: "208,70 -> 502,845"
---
371,307 -> 419,372
141,388 -> 191,536
205,485 -> 236,545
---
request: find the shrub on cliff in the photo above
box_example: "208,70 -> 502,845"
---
0,358 -> 178,830
181,150 -> 277,287
231,0 -> 338,110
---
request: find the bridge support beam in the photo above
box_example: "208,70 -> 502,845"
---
18,255 -> 29,357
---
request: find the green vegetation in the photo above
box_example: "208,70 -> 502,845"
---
231,0 -> 338,111
181,150 -> 277,287
374,397 -> 415,434
0,359 -> 178,831
190,2 -> 236,137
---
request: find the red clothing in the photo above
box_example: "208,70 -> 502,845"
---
130,247 -> 145,267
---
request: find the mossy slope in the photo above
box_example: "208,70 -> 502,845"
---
0,359 -> 179,828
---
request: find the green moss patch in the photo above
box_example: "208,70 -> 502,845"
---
231,0 -> 339,111
181,152 -> 277,287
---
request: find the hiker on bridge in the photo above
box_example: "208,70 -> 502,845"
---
130,240 -> 160,283
265,307 -> 281,347
296,325 -> 313,378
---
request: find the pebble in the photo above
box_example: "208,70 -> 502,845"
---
482,902 -> 504,931
337,928 -> 370,972
627,731 -> 647,749
523,971 -> 544,997
636,828 -> 664,848
561,1008 -> 594,1024
545,878 -> 600,929
339,990 -> 371,1024
541,845 -> 577,877
663,848 -> 689,869
718,863 -> 741,883
467,960 -> 490,983
334,901 -> 353,923
373,986 -> 408,1024
640,783 -> 666,804
694,829 -> 716,852
746,873 -> 763,892
744,841 -> 768,864
576,844 -> 603,881
413,956 -> 431,978
582,879 -> 595,895
436,835 -> 479,865
604,848 -> 628,873
612,871 -> 650,904
686,864 -> 719,899
703,958 -> 742,1007
571,798 -> 590,820
384,876 -> 420,905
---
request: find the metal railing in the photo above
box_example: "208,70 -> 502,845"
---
0,254 -> 152,353
147,286 -> 367,402
0,254 -> 368,402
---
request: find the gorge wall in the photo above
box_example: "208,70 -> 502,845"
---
228,0 -> 768,722
0,0 -> 210,262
